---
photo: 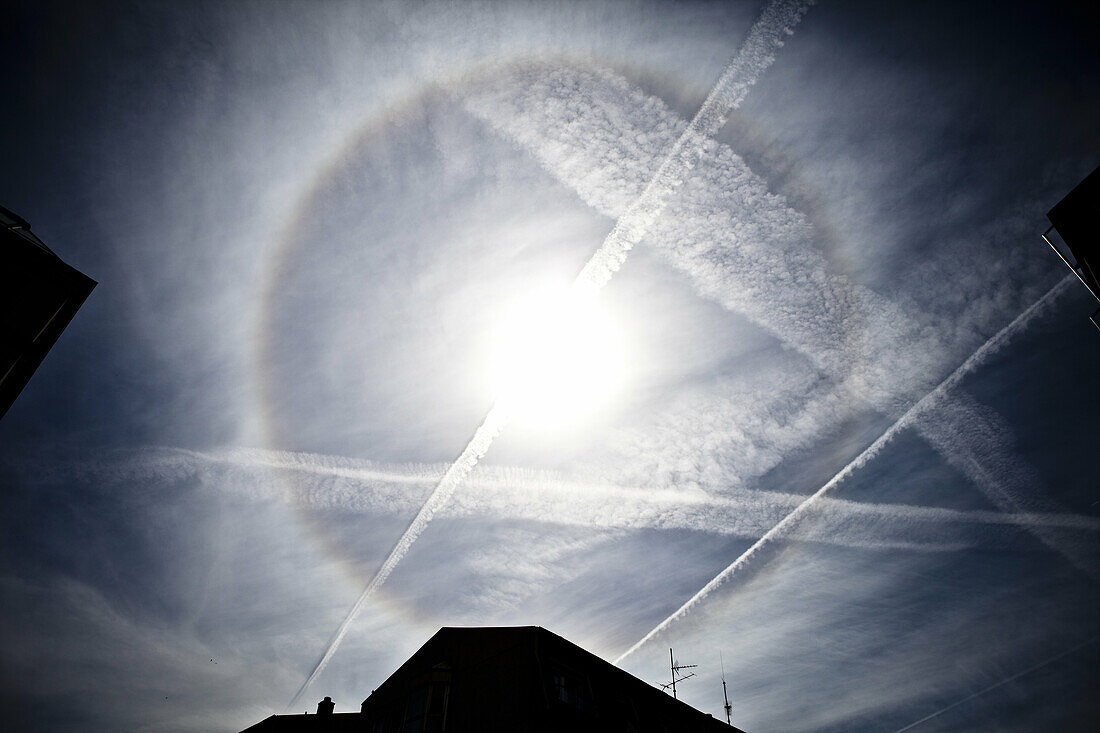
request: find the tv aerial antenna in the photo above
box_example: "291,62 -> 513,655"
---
721,652 -> 732,726
659,647 -> 696,700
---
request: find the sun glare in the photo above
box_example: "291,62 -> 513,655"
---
491,287 -> 625,427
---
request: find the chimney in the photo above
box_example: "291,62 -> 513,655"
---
317,696 -> 335,716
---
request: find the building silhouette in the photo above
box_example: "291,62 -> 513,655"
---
0,205 -> 96,419
242,696 -> 361,732
1043,165 -> 1100,329
242,626 -> 746,732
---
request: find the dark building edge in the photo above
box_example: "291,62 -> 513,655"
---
1,205 -> 96,419
240,626 -> 748,732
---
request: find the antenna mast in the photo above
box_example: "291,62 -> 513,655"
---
721,652 -> 732,726
659,647 -> 697,700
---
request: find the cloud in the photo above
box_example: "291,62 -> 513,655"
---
4,2 -> 1097,731
286,402 -> 509,708
282,0 -> 821,707
614,275 -> 1075,664
464,55 -> 1088,634
613,535 -> 1099,732
915,390 -> 1098,578
16,442 -> 1099,559
463,56 -> 1060,409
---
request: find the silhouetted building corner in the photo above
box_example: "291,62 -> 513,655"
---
239,626 -> 748,732
0,204 -> 96,419
239,698 -> 359,732
1043,165 -> 1100,330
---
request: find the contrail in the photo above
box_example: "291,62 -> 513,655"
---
891,635 -> 1099,732
288,0 -> 816,706
189,446 -> 1100,539
572,0 -> 816,297
287,402 -> 509,709
471,18 -> 1088,594
46,444 -> 1100,550
467,45 -> 1076,575
614,275 -> 1074,665
916,393 -> 1099,579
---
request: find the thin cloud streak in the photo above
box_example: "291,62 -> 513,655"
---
4,3 -> 1097,731
34,444 -> 1100,572
570,0 -> 816,297
892,636 -> 1100,733
916,392 -> 1099,578
287,0 -> 816,706
287,402 -> 509,709
614,275 -> 1075,665
467,55 -> 1075,581
166,447 -> 1100,540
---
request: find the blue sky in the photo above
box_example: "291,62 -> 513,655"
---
2,1 -> 1098,731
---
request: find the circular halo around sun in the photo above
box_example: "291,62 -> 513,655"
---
490,285 -> 626,428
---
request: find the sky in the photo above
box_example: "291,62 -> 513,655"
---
1,0 -> 1099,731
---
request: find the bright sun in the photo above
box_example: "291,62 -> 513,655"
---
491,286 -> 625,427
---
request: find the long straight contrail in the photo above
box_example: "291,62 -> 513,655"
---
288,402 -> 509,708
891,635 -> 1099,733
614,275 -> 1074,665
573,0 -> 816,297
288,0 -> 816,707
49,444 -> 1100,551
916,393 -> 1099,578
161,446 -> 1100,539
466,40 -> 1076,579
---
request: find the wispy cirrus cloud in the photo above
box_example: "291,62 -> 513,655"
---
4,1 -> 1098,731
286,0 -> 819,705
18,443 -> 1099,555
464,55 -> 1085,611
615,274 -> 1077,664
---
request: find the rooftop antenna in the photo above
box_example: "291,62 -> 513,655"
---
721,652 -> 732,726
659,647 -> 696,699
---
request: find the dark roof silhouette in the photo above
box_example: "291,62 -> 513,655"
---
0,205 -> 96,419
241,626 -> 747,732
1044,165 -> 1100,328
240,696 -> 359,732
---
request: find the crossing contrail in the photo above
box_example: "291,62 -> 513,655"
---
288,402 -> 509,709
613,275 -> 1074,665
48,444 -> 1100,551
169,446 -> 1100,540
465,44 -> 1076,579
571,0 -> 816,297
916,393 -> 1099,579
287,0 -> 816,707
